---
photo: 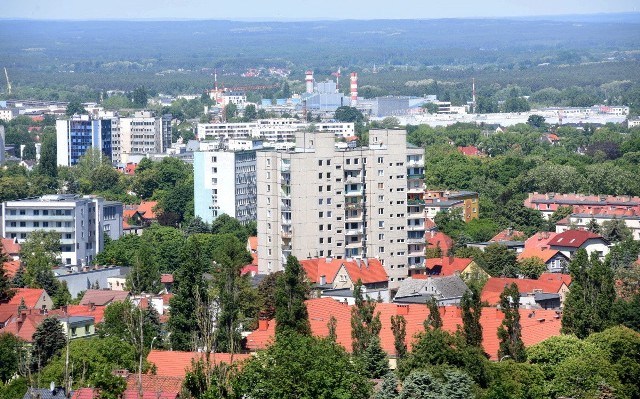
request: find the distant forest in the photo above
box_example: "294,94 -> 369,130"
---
0,16 -> 639,106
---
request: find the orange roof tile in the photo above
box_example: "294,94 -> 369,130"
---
491,229 -> 526,242
524,232 -> 559,250
124,373 -> 182,397
49,304 -> 107,324
481,275 -> 571,305
2,261 -> 21,278
248,236 -> 258,252
123,209 -> 138,219
517,247 -> 564,264
80,290 -> 129,306
426,232 -> 453,254
137,201 -> 158,220
245,298 -> 561,360
0,311 -> 48,342
424,218 -> 437,230
147,350 -> 251,378
300,258 -> 388,285
2,237 -> 21,256
72,388 -> 96,399
424,257 -> 473,276
161,274 -> 174,284
7,288 -> 45,308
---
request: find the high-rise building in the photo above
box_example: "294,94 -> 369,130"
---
1,195 -> 123,266
193,141 -> 259,225
112,111 -> 172,164
257,129 -> 424,288
56,115 -> 112,166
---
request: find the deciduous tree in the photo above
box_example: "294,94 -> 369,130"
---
497,283 -> 526,362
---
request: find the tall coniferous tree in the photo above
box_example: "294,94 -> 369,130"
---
351,280 -> 387,378
424,297 -> 443,330
391,314 -> 407,360
125,246 -> 161,295
274,256 -> 310,336
168,236 -> 210,351
460,285 -> 483,347
497,283 -> 526,362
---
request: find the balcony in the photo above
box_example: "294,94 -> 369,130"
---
280,162 -> 290,172
407,160 -> 424,167
344,175 -> 362,184
344,190 -> 363,197
345,213 -> 362,222
345,241 -> 362,248
281,218 -> 292,226
280,191 -> 291,199
345,228 -> 363,236
408,248 -> 425,256
345,202 -> 363,210
407,173 -> 425,180
281,230 -> 293,238
407,199 -> 425,206
407,224 -> 425,231
406,237 -> 425,244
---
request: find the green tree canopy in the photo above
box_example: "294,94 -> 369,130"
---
274,256 -> 310,336
31,317 -> 66,371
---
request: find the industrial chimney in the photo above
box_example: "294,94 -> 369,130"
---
305,70 -> 314,94
350,72 -> 358,106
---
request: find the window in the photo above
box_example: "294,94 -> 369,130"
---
378,183 -> 384,189
326,185 -> 331,191
319,237 -> 324,244
378,233 -> 384,240
33,222 -> 39,227
319,211 -> 324,218
318,172 -> 323,179
318,160 -> 323,166
19,210 -> 25,215
378,221 -> 384,228
378,208 -> 384,215
267,184 -> 271,192
327,211 -> 332,218
377,157 -> 383,164
319,225 -> 324,231
326,172 -> 331,178
33,210 -> 39,215
328,224 -> 332,230
327,198 -> 332,205
319,198 -> 324,205
319,186 -> 323,192
378,170 -> 384,176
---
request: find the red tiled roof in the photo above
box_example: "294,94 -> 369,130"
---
0,310 -> 48,342
161,274 -> 174,284
124,373 -> 182,398
80,290 -> 130,306
481,275 -> 571,305
245,298 -> 561,360
300,258 -> 388,285
147,350 -> 251,378
424,218 -> 437,230
240,264 -> 258,276
72,388 -> 96,399
1,237 -> 21,256
49,304 -> 107,324
424,257 -> 473,276
0,304 -> 18,324
457,146 -> 483,156
524,232 -> 558,250
517,247 -> 563,264
491,229 -> 526,242
426,232 -> 453,254
7,288 -> 45,308
248,236 -> 258,252
547,230 -> 605,248
137,201 -> 158,220
2,261 -> 21,278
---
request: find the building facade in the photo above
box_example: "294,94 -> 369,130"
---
257,129 -> 424,288
193,144 -> 258,225
198,119 -> 354,142
1,195 -> 123,266
56,115 -> 112,166
112,111 -> 172,164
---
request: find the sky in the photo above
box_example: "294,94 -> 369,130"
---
1,0 -> 639,20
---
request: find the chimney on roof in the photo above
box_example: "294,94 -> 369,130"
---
319,275 -> 326,286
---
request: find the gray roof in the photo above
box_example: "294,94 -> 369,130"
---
321,288 -> 354,297
22,388 -> 68,399
394,275 -> 468,300
393,293 -> 435,304
534,292 -> 560,302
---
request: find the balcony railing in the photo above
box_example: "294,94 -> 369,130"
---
407,173 -> 425,180
407,199 -> 425,206
281,230 -> 292,238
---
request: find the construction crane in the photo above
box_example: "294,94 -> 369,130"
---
4,67 -> 11,95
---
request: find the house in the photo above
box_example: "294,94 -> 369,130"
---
490,228 -> 526,242
524,231 -> 558,250
22,387 -> 70,399
59,316 -> 96,339
123,201 -> 159,231
481,273 -> 572,309
147,350 -> 251,378
547,230 -> 610,259
467,240 -> 525,253
542,133 -> 560,145
1,237 -> 21,260
517,247 -> 570,273
79,289 -> 130,306
107,273 -> 128,291
0,310 -> 48,342
5,288 -> 53,311
424,190 -> 479,222
393,275 -> 468,305
161,274 -> 174,294
409,256 -> 489,280
426,232 -> 453,255
49,304 -> 107,324
457,146 -> 484,157
245,297 -> 562,362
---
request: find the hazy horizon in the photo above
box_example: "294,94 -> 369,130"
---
2,0 -> 638,21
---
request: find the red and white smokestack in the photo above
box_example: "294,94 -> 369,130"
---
350,72 -> 358,105
305,70 -> 314,94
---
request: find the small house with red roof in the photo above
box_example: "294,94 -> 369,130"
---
147,350 -> 251,379
2,237 -> 21,260
547,230 -> 609,259
524,231 -> 558,250
490,228 -> 526,242
481,273 -> 572,309
123,201 -> 159,233
426,231 -> 453,255
457,145 -> 485,157
0,310 -> 49,342
542,133 -> 560,145
79,289 -> 130,306
409,256 -> 489,281
6,288 -> 53,311
517,247 -> 570,273
301,257 -> 389,303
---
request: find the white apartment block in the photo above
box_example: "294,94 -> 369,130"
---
257,129 -> 424,288
1,195 -> 123,266
193,145 -> 258,225
112,111 -> 172,164
198,119 -> 354,143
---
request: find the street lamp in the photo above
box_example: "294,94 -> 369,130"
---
150,336 -> 158,351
